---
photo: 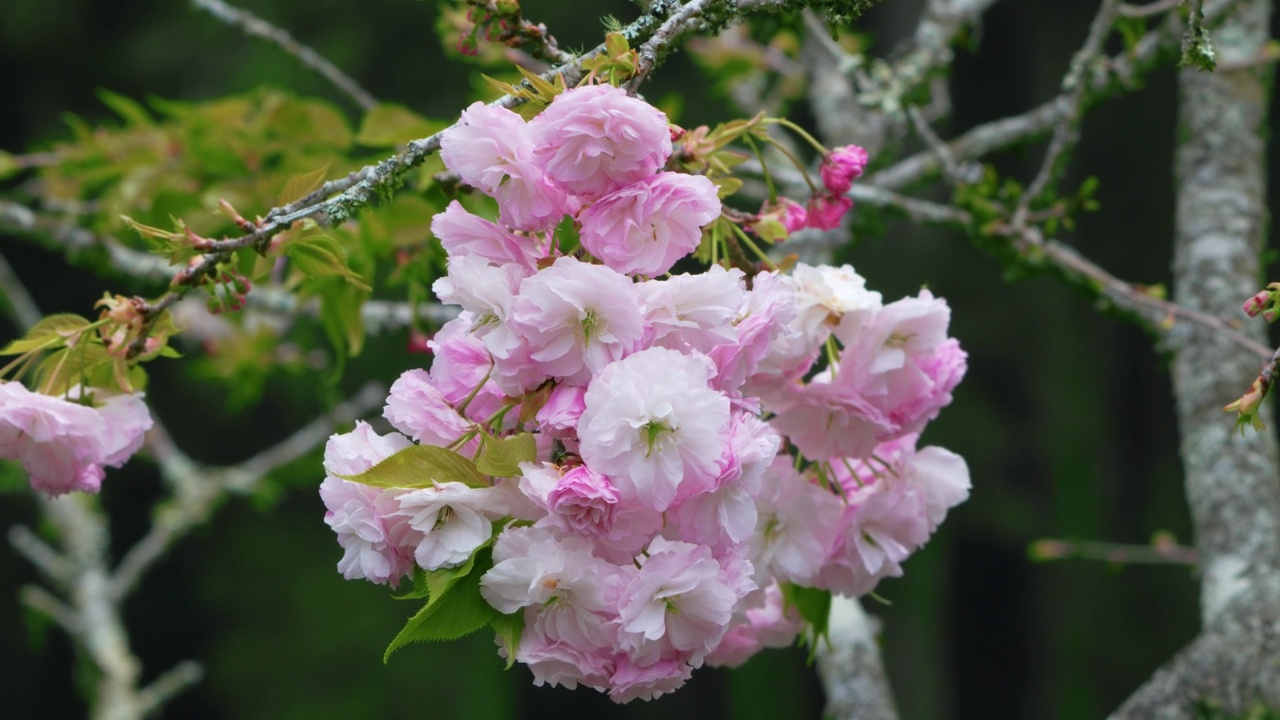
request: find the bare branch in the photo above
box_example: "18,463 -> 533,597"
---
18,584 -> 81,634
112,382 -> 385,598
8,525 -> 73,583
0,251 -> 41,330
190,0 -> 377,111
0,199 -> 457,332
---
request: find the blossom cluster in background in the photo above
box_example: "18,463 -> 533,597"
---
0,382 -> 153,496
320,83 -> 970,702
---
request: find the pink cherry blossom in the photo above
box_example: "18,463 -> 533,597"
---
383,369 -> 474,451
320,421 -> 418,587
395,481 -> 505,570
534,384 -> 587,438
427,316 -> 505,423
530,84 -> 672,199
482,526 -> 629,649
430,200 -> 545,270
817,482 -> 931,597
508,256 -> 646,385
0,382 -> 154,496
751,459 -> 845,585
639,265 -> 744,355
578,347 -> 731,511
439,102 -> 567,230
608,655 -> 692,703
578,172 -> 721,277
704,583 -> 803,668
617,537 -> 746,665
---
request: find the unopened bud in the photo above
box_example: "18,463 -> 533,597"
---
1243,290 -> 1270,317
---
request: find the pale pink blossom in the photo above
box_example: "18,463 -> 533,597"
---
639,265 -> 744,354
530,84 -> 672,199
430,200 -> 544,270
427,316 -> 505,423
395,482 -> 505,569
320,421 -> 418,587
766,373 -> 896,459
578,172 -> 721,277
608,655 -> 693,703
751,459 -> 845,585
704,583 -> 803,668
820,144 -> 869,195
617,537 -> 747,666
516,630 -> 616,692
578,348 -> 731,511
0,383 -> 153,496
439,102 -> 567,230
383,369 -> 474,451
671,413 -> 778,548
440,102 -> 532,193
827,290 -> 967,441
534,384 -> 587,438
508,256 -> 646,385
93,391 -> 153,467
481,527 -> 628,649
817,482 -> 930,597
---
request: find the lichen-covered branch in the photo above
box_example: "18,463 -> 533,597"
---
1111,0 -> 1280,715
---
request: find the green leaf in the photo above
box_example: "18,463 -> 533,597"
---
98,89 -> 154,127
286,234 -> 372,291
0,150 -> 19,180
781,583 -> 832,643
336,444 -> 489,489
356,104 -> 444,147
317,279 -> 369,358
476,433 -> 537,478
277,160 -> 331,206
384,547 -> 497,661
551,215 -> 579,254
490,609 -> 525,669
0,314 -> 91,355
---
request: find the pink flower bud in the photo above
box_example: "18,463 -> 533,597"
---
805,193 -> 854,231
1243,290 -> 1270,317
819,144 -> 869,195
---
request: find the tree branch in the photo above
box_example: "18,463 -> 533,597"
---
190,0 -> 378,112
1112,0 -> 1280,714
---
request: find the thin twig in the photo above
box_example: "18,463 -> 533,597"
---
1012,0 -> 1121,230
190,0 -> 377,111
0,251 -> 42,330
18,584 -> 81,634
8,526 -> 73,583
112,382 -> 385,598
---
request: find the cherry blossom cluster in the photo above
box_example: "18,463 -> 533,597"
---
320,83 -> 970,702
0,382 -> 152,496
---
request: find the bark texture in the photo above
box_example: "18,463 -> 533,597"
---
1111,0 -> 1280,716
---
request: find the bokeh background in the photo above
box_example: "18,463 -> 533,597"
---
2,0 -> 1275,717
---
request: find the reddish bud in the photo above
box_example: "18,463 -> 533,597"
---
1243,290 -> 1269,317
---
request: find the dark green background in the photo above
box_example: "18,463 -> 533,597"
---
2,0 -> 1270,717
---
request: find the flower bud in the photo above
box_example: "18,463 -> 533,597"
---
1243,290 -> 1270,317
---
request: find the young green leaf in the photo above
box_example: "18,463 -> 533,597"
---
277,160 -> 331,206
0,314 -> 90,356
490,609 -> 525,670
383,547 -> 497,661
285,234 -> 372,291
475,433 -> 537,478
355,104 -> 444,148
335,444 -> 489,489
